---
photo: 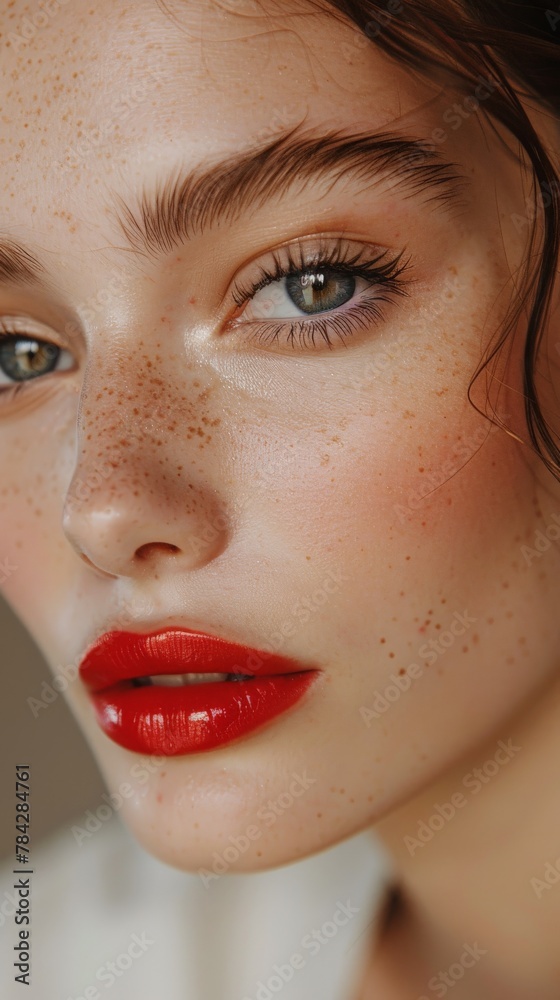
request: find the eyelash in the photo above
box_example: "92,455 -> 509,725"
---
0,320 -> 70,401
0,240 -> 414,400
229,240 -> 414,351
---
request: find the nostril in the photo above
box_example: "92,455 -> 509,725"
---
135,542 -> 181,561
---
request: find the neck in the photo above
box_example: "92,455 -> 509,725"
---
371,667 -> 560,998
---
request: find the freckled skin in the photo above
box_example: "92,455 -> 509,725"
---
1,2 -> 560,992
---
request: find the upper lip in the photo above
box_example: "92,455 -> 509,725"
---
79,627 -> 316,693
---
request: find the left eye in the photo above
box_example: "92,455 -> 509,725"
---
0,334 -> 75,385
241,268 -> 368,321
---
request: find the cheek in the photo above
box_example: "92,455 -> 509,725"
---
313,409 -> 557,777
252,390 -> 520,588
258,383 -> 554,722
0,391 -> 77,636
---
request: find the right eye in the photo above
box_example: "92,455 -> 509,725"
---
0,322 -> 75,387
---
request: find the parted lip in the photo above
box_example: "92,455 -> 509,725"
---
78,628 -> 316,693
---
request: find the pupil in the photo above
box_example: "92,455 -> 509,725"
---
286,270 -> 356,315
0,337 -> 60,382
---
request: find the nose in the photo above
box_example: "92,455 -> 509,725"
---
61,349 -> 229,578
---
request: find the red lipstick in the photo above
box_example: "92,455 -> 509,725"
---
79,629 -> 320,755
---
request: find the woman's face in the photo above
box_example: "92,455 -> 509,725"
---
2,0 -> 560,872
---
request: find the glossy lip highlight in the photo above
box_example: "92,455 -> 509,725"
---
79,628 -> 322,756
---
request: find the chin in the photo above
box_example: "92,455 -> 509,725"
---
79,728 -> 369,875
118,797 -> 370,877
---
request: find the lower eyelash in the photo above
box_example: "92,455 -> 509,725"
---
242,283 -> 409,351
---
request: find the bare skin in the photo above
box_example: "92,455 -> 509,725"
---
1,0 -> 560,996
354,669 -> 560,998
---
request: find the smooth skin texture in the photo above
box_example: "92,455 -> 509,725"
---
1,1 -> 560,997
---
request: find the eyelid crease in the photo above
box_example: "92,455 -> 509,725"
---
0,315 -> 77,353
230,239 -> 413,308
0,317 -> 54,347
109,124 -> 470,262
0,126 -> 468,294
224,240 -> 413,353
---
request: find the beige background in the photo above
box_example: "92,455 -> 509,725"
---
1,595 -> 105,862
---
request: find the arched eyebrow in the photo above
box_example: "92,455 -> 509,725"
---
0,126 -> 469,288
109,125 -> 470,260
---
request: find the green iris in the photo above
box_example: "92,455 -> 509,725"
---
285,270 -> 356,314
0,337 -> 60,382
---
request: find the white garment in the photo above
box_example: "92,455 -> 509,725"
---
0,816 -> 394,999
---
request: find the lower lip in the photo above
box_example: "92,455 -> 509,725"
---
89,672 -> 319,755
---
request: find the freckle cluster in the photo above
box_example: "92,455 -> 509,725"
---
75,348 -> 223,534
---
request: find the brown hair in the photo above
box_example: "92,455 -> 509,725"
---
159,0 -> 560,475
311,0 -> 560,477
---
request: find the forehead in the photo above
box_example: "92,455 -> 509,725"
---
0,3 -> 442,182
0,0 -> 490,304
1,0 -> 420,123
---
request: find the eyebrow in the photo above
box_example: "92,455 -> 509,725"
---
111,125 -> 469,259
0,238 -> 49,289
0,125 -> 469,285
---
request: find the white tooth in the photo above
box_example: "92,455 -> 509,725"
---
150,673 -> 229,686
152,674 -> 185,687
